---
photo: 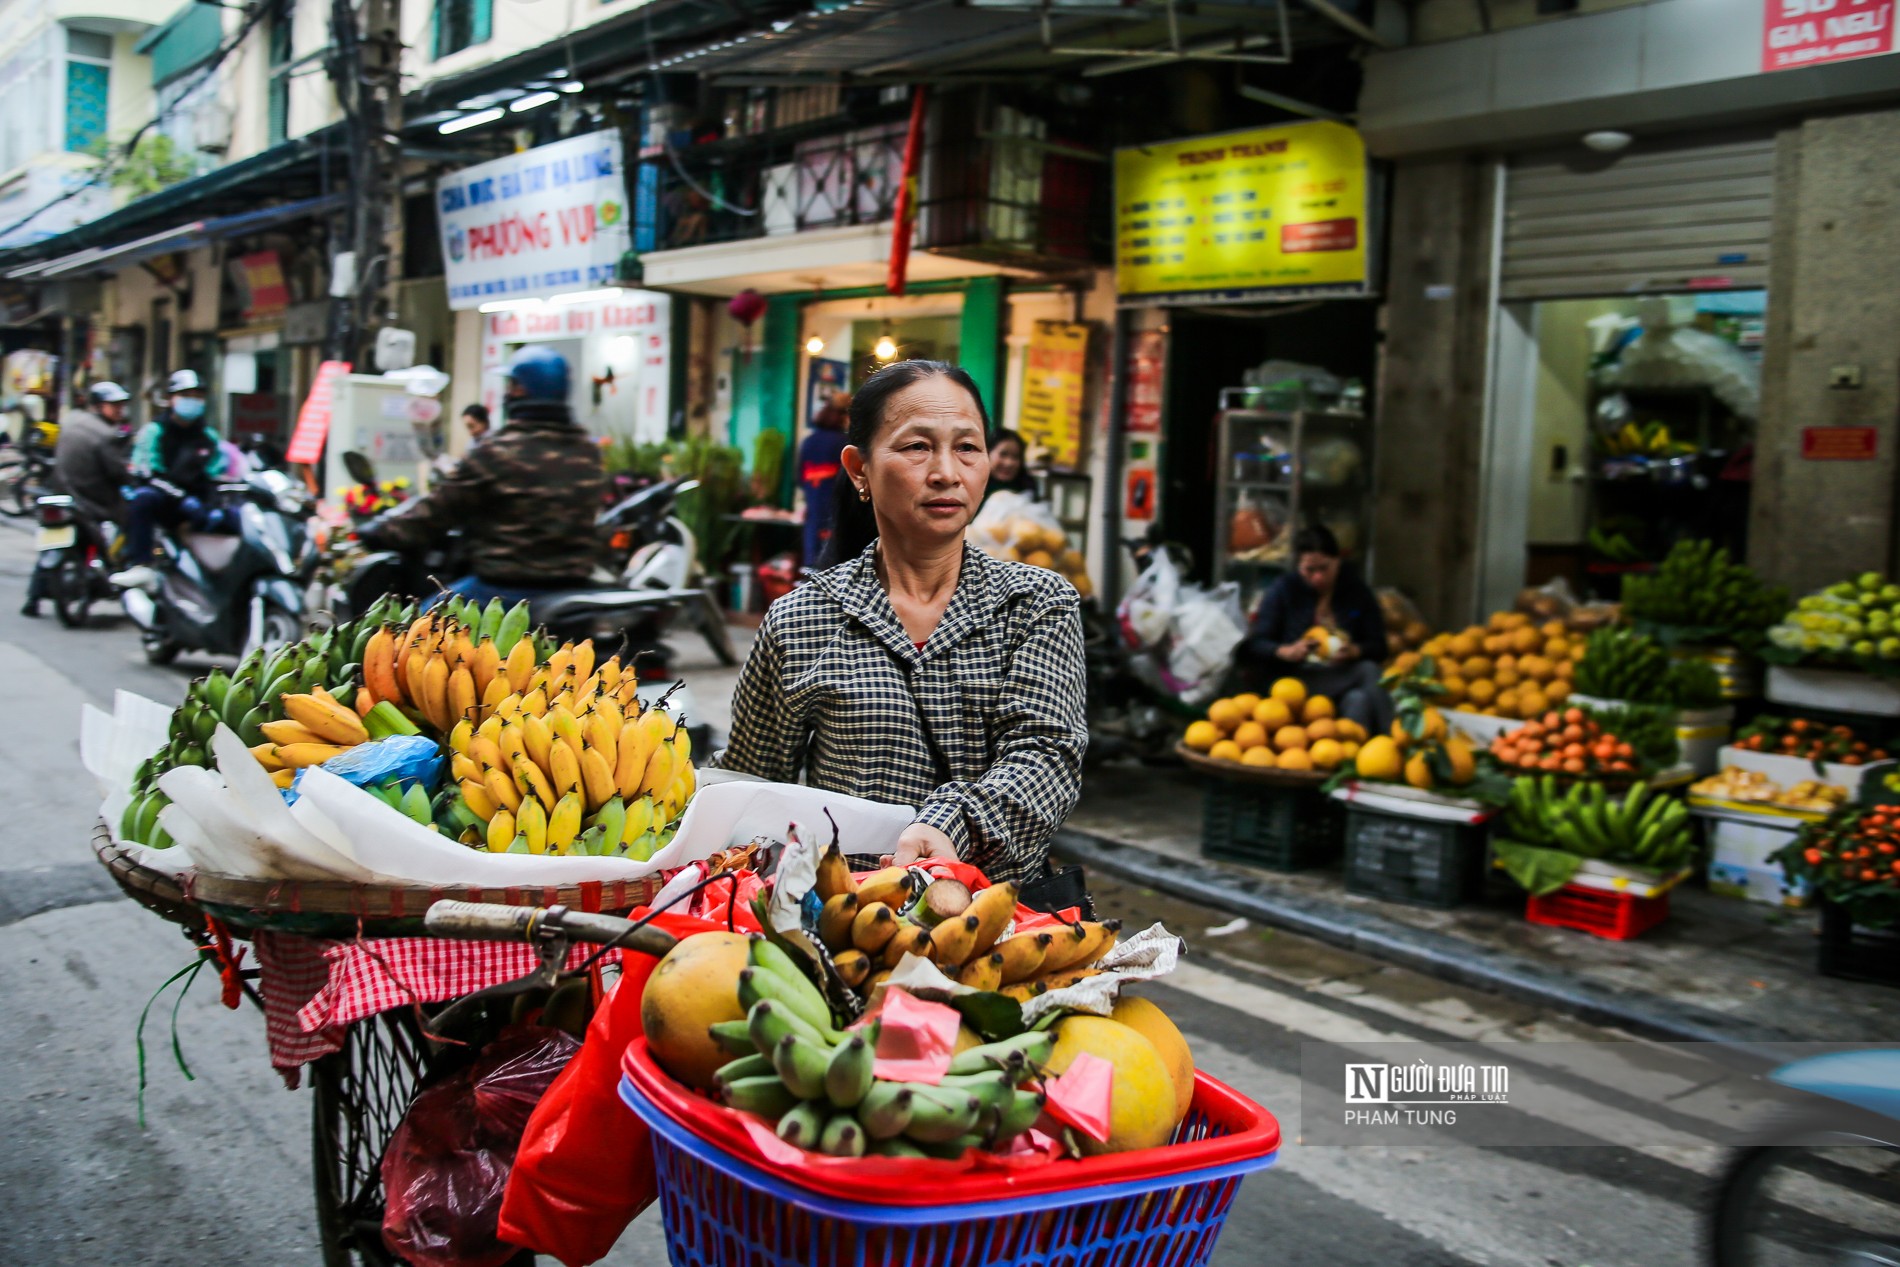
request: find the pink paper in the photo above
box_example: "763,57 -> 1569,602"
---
1042,1052 -> 1114,1143
738,1112 -> 810,1168
869,987 -> 961,1084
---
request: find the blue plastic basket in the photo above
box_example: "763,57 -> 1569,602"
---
617,1068 -> 1278,1267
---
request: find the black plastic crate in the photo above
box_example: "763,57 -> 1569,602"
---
1344,806 -> 1487,908
1817,900 -> 1900,987
1201,781 -> 1343,871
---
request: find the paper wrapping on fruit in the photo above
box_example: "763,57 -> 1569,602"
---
968,491 -> 1093,596
92,593 -> 918,887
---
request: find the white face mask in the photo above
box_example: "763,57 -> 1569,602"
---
172,396 -> 206,421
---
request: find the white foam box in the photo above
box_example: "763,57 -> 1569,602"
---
1329,780 -> 1491,825
1711,745 -> 1873,797
1697,808 -> 1812,907
1766,665 -> 1900,717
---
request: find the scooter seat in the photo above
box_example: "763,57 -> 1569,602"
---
182,531 -> 242,571
531,586 -> 700,623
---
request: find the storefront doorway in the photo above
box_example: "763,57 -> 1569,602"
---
1157,300 -> 1378,606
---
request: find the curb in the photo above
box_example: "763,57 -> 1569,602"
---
1052,826 -> 1801,1061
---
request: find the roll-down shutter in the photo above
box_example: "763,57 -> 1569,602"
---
1500,134 -> 1774,300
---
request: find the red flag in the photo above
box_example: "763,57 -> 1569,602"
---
886,86 -> 927,298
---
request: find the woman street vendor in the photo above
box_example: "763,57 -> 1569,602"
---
1238,525 -> 1394,736
714,360 -> 1087,887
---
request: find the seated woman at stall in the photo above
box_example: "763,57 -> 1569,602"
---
1237,525 -> 1394,736
714,361 -> 1088,888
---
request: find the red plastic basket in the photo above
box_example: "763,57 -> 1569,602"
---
617,1037 -> 1279,1266
1526,883 -> 1670,940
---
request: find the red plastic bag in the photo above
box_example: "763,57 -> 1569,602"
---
380,1026 -> 581,1267
498,910 -> 749,1267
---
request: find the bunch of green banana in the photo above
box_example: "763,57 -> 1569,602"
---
1503,775 -> 1695,870
1622,539 -> 1787,636
708,936 -> 1050,1159
118,594 -> 418,848
1572,628 -> 1718,707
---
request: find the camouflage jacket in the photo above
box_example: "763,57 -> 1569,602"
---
370,403 -> 607,584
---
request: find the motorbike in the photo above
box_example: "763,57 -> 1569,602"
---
32,493 -> 121,628
0,419 -> 59,518
1708,1048 -> 1900,1264
322,454 -> 735,674
120,468 -> 317,664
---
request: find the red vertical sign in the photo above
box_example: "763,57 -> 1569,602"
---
1762,0 -> 1894,71
286,360 -> 351,465
885,87 -> 928,298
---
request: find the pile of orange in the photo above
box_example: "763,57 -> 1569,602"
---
1183,678 -> 1368,772
1387,611 -> 1583,721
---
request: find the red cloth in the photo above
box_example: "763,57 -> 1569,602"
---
498,911 -> 742,1267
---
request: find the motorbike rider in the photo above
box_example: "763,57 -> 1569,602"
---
360,345 -> 607,605
109,369 -> 230,592
23,381 -> 135,616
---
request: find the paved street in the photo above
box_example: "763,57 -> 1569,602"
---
0,518 -> 1830,1267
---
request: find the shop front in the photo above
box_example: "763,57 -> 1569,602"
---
1476,131 -> 1774,616
1109,120 -> 1381,613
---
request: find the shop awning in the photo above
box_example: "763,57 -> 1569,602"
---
8,192 -> 347,281
0,126 -> 347,279
638,222 -> 1038,296
593,0 -> 1361,84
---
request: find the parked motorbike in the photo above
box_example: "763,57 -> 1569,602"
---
32,493 -> 120,628
0,419 -> 59,518
321,454 -> 734,673
119,468 -> 317,664
1708,1048 -> 1900,1264
1082,536 -> 1204,764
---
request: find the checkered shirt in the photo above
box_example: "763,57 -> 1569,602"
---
713,542 -> 1087,886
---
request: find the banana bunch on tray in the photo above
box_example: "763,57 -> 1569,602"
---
711,935 -> 1053,1159
809,848 -> 1122,1003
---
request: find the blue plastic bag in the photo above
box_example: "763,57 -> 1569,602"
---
282,735 -> 446,804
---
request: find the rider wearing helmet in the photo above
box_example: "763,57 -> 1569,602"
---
24,381 -> 134,616
362,346 -> 607,602
109,369 -> 230,591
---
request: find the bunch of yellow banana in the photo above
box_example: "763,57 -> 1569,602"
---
808,850 -> 1121,1002
245,686 -> 382,789
436,636 -> 697,858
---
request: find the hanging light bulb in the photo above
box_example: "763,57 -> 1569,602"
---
805,334 -> 825,356
874,333 -> 897,361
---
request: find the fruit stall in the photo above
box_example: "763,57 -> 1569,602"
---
88,602 -> 1278,1264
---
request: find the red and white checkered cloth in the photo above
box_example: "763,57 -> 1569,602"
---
252,931 -> 620,1084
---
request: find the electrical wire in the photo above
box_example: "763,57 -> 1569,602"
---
0,0 -> 281,245
642,7 -> 761,218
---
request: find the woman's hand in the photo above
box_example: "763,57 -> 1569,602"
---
1277,639 -> 1313,662
1330,640 -> 1360,665
886,822 -> 959,868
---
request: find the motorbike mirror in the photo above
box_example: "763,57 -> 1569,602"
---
343,451 -> 376,485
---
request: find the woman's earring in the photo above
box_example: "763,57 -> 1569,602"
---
858,486 -> 870,502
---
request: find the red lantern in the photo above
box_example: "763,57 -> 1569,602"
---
727,288 -> 766,327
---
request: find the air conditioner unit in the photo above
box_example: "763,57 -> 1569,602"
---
193,103 -> 233,155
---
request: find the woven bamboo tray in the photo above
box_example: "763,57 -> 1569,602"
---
94,818 -> 663,937
92,819 -> 203,933
1175,742 -> 1331,788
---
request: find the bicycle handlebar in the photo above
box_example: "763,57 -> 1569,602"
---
425,900 -> 680,957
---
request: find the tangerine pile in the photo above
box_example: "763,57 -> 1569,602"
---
1183,678 -> 1368,772
1487,707 -> 1637,775
1388,610 -> 1584,720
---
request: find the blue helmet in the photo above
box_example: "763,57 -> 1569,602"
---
506,345 -> 570,403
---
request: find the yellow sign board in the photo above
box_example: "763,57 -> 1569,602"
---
1016,320 -> 1089,469
1114,121 -> 1368,298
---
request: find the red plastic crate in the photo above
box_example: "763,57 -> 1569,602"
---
1526,883 -> 1670,940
